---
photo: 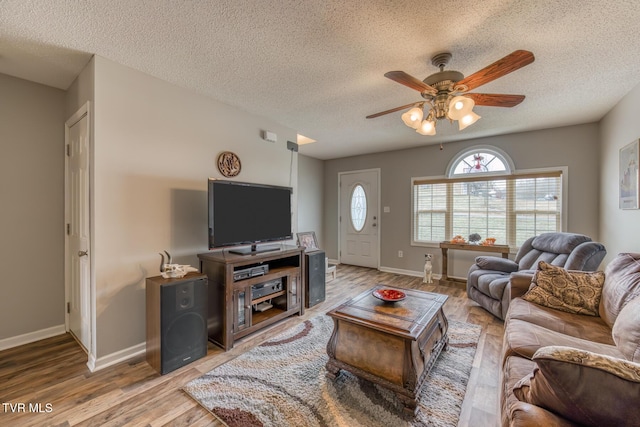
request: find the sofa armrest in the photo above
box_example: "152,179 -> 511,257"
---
476,256 -> 519,273
510,271 -> 534,299
513,346 -> 640,427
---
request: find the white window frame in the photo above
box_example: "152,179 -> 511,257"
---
411,149 -> 568,249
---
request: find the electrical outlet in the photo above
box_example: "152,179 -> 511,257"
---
398,250 -> 403,258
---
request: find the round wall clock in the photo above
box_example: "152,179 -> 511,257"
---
217,151 -> 241,177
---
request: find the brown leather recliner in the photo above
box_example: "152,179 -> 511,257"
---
467,232 -> 606,319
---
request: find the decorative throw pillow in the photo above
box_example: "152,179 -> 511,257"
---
522,261 -> 604,316
513,346 -> 640,427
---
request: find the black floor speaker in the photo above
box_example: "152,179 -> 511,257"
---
305,250 -> 326,308
146,274 -> 208,375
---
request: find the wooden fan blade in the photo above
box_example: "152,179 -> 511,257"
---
456,50 -> 534,92
465,93 -> 525,108
366,102 -> 420,119
384,71 -> 438,94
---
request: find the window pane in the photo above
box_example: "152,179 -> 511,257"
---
413,148 -> 561,248
350,184 -> 367,232
415,212 -> 446,241
513,176 -> 560,245
451,179 -> 507,243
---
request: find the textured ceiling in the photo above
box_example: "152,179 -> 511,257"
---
2,1 -> 640,160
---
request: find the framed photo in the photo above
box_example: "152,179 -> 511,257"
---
619,139 -> 639,209
296,231 -> 319,252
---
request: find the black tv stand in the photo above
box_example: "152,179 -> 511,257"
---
229,244 -> 281,255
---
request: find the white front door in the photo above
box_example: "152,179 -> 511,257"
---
66,104 -> 91,352
339,169 -> 380,268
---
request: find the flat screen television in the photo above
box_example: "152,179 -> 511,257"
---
208,179 -> 293,254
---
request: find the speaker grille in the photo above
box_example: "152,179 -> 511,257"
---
159,277 -> 208,374
164,312 -> 206,354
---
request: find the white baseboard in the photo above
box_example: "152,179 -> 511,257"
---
377,266 -> 471,283
378,266 -> 453,282
379,266 -> 422,277
88,342 -> 146,372
0,325 -> 66,351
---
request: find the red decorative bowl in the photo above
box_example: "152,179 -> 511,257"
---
373,288 -> 406,302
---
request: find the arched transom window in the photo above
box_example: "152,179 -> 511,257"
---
449,148 -> 512,177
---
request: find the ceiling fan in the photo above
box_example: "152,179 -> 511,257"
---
367,50 -> 535,135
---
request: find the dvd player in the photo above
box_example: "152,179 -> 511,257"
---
233,264 -> 269,281
251,278 -> 283,299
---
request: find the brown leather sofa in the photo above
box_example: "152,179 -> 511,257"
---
500,252 -> 640,427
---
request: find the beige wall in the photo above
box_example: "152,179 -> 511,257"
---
297,154 -> 324,248
91,56 -> 299,359
0,73 -> 66,340
600,82 -> 640,262
323,123 -> 601,279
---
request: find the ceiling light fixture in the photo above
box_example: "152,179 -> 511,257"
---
415,110 -> 436,135
401,106 -> 423,129
403,96 -> 481,136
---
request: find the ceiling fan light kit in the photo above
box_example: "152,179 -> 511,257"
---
416,117 -> 436,135
458,111 -> 481,131
367,50 -> 535,138
447,95 -> 475,120
401,106 -> 424,128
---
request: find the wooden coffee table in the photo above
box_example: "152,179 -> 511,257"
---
325,285 -> 448,415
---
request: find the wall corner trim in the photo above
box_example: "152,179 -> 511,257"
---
88,342 -> 146,372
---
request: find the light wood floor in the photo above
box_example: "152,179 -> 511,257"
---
0,265 -> 504,427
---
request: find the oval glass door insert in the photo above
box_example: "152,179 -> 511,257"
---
350,184 -> 367,231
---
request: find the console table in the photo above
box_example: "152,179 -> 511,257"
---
439,242 -> 510,282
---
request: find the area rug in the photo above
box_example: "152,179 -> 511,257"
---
183,315 -> 481,427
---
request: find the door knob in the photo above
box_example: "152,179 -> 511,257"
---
78,250 -> 88,257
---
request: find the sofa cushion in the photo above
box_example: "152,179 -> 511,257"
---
474,272 -> 510,300
503,318 -> 621,362
512,346 -> 640,427
600,252 -> 640,327
507,298 -> 614,344
523,262 -> 604,316
612,295 -> 640,362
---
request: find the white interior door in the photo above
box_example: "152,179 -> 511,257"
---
66,104 -> 91,352
339,169 -> 380,268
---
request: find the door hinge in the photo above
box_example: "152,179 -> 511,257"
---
66,144 -> 70,156
66,302 -> 71,314
66,223 -> 71,235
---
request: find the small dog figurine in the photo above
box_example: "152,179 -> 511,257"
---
423,253 -> 433,284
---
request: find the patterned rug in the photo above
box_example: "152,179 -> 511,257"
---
183,314 -> 481,427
